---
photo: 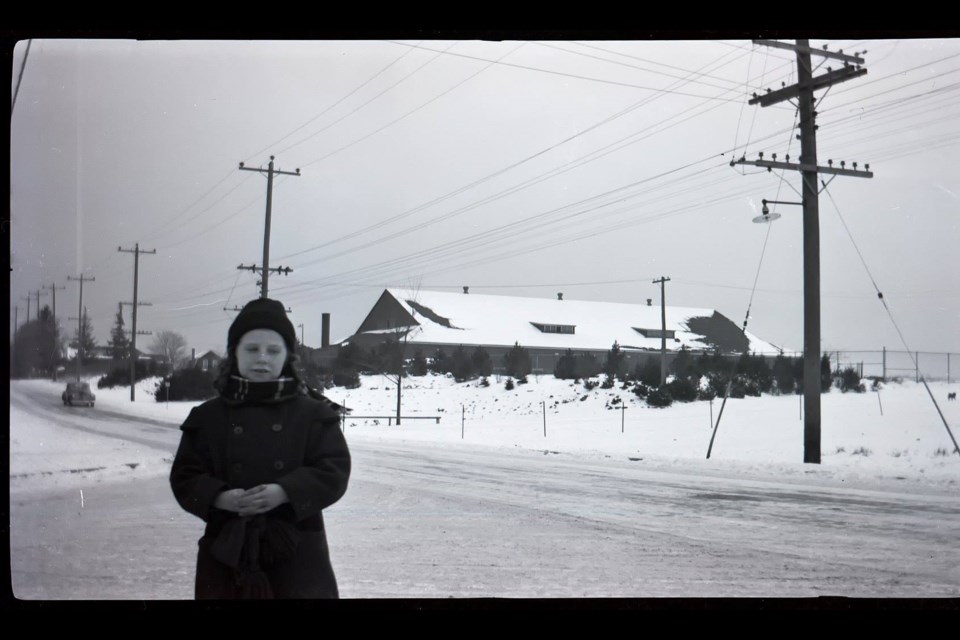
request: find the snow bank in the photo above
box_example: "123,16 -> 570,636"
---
11,373 -> 960,491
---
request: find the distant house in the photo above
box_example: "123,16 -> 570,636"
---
193,350 -> 223,373
340,288 -> 785,374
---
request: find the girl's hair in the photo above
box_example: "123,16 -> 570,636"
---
212,346 -> 306,395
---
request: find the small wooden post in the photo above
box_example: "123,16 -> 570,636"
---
621,404 -> 625,433
876,389 -> 883,416
461,404 -> 465,440
542,401 -> 546,437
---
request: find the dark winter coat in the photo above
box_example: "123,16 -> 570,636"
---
170,393 -> 350,599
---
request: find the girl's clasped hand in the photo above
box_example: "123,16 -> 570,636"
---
215,484 -> 290,516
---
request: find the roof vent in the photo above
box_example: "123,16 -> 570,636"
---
647,298 -> 652,306
557,292 -> 563,301
463,286 -> 469,294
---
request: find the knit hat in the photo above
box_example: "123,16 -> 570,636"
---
228,298 -> 297,353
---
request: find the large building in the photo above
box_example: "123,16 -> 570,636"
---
340,288 -> 784,374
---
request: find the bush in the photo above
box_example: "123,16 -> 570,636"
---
646,386 -> 673,408
664,376 -> 698,402
98,360 -> 155,389
697,386 -> 717,401
632,382 -> 649,399
600,374 -> 615,389
583,378 -> 599,391
505,377 -> 515,390
574,352 -> 602,379
409,350 -> 429,376
156,368 -> 216,402
838,367 -> 866,393
333,342 -> 366,387
634,359 -> 662,387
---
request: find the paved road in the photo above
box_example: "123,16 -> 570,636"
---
10,384 -> 960,599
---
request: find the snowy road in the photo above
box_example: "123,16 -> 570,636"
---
10,383 -> 960,599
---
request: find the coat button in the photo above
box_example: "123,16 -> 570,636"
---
273,460 -> 285,471
233,426 -> 243,435
232,463 -> 243,473
271,423 -> 283,432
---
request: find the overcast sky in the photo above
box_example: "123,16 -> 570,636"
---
9,37 -> 960,359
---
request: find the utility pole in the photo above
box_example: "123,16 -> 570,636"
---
33,288 -> 48,318
734,40 -> 871,464
42,282 -> 66,327
21,294 -> 31,324
297,322 -> 304,347
67,274 -> 94,382
238,156 -> 300,298
653,276 -> 671,386
119,243 -> 156,401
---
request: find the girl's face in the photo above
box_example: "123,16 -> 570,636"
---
236,329 -> 288,381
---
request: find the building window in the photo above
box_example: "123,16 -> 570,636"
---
633,327 -> 675,340
202,360 -> 209,371
531,322 -> 575,334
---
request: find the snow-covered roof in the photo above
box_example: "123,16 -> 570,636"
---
358,289 -> 783,354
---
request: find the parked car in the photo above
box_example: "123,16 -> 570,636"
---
62,381 -> 95,407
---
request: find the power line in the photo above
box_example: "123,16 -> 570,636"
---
275,41 -> 459,159
299,42 -> 527,169
244,43 -> 422,162
533,41 -> 751,93
385,41 -> 746,103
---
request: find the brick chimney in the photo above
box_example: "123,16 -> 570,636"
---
321,313 -> 331,348
463,286 -> 469,294
557,292 -> 563,300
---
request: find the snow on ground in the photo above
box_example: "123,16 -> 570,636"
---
11,373 -> 960,492
9,400 -> 173,492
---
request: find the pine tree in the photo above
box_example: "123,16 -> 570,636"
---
554,349 -> 577,379
670,345 -> 694,380
72,306 -> 97,358
772,353 -> 795,394
503,342 -> 531,379
108,306 -> 131,360
471,345 -> 493,377
452,345 -> 475,382
821,352 -> 833,392
604,341 -> 626,379
12,305 -> 63,377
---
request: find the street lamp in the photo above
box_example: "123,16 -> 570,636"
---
754,198 -> 803,224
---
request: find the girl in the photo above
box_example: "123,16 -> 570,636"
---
170,298 -> 350,598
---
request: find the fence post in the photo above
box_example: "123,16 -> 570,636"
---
916,351 -> 920,383
461,404 -> 464,440
882,346 -> 886,381
542,401 -> 546,437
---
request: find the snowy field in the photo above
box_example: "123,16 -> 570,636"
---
10,373 -> 960,491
